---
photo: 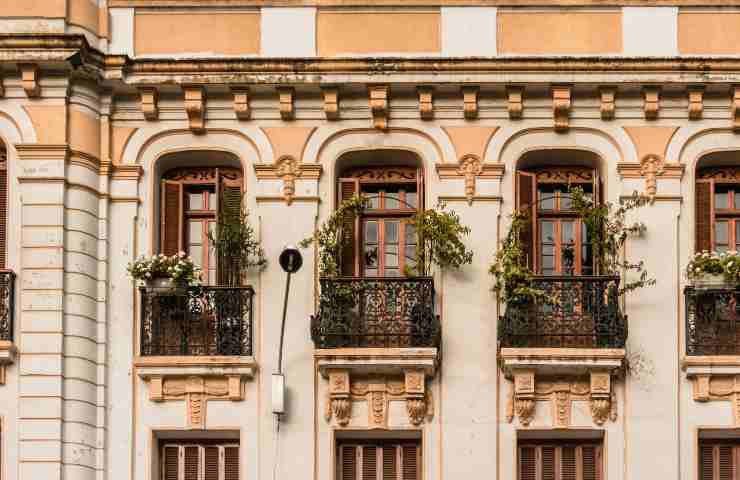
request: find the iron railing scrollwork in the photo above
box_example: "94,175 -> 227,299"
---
311,277 -> 440,349
0,270 -> 14,342
685,286 -> 740,356
140,286 -> 254,356
500,275 -> 626,348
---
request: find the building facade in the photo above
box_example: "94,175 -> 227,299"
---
1,2 -> 740,479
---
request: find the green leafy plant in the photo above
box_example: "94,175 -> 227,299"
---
208,194 -> 266,286
127,252 -> 202,286
687,250 -> 740,282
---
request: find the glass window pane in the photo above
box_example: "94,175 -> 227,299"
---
189,192 -> 203,210
715,189 -> 729,209
405,245 -> 417,263
560,193 -> 573,210
362,186 -> 380,209
385,268 -> 400,277
562,221 -> 575,244
405,224 -> 417,245
540,220 -> 555,243
364,246 -> 378,268
386,221 -> 399,243
365,221 -> 378,243
208,191 -> 216,210
538,186 -> 555,211
541,245 -> 555,256
365,268 -> 378,277
736,222 -> 740,250
385,191 -> 400,209
189,221 -> 202,244
385,245 -> 399,267
541,255 -> 555,271
406,191 -> 418,209
208,269 -> 216,285
716,221 -> 729,245
189,245 -> 203,268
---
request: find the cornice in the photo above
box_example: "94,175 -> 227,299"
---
107,0 -> 740,6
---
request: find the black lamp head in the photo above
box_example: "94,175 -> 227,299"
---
279,245 -> 303,274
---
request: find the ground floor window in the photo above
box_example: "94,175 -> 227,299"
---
700,440 -> 740,480
517,440 -> 602,480
337,440 -> 420,480
161,441 -> 239,480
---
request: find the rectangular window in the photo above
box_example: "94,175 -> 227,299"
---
696,176 -> 740,253
337,440 -> 420,480
161,442 -> 239,480
517,441 -> 602,480
699,441 -> 740,480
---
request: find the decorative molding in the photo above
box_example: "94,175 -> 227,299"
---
507,85 -> 524,119
325,370 -> 351,426
418,86 -> 434,120
462,86 -> 478,120
275,155 -> 301,205
436,161 -> 504,205
139,87 -> 159,121
639,153 -> 665,199
19,64 -> 40,98
322,87 -> 339,121
277,87 -> 295,121
368,85 -> 389,130
0,341 -> 17,386
508,370 -> 617,428
232,87 -> 250,120
599,86 -> 616,120
552,85 -> 571,132
643,86 -> 660,120
183,85 -> 206,133
111,164 -> 143,180
458,154 -> 483,205
617,161 -> 684,180
688,86 -> 704,120
688,373 -> 740,426
697,166 -> 740,181
733,86 -> 740,133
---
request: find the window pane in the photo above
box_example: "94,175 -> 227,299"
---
562,221 -> 575,244
736,222 -> 740,250
405,245 -> 417,264
362,186 -> 380,209
560,192 -> 573,210
365,268 -> 378,277
208,269 -> 216,285
716,221 -> 729,245
189,246 -> 203,268
365,221 -> 378,243
540,220 -> 555,243
385,245 -> 399,267
189,192 -> 203,210
715,187 -> 729,209
208,191 -> 216,210
385,190 -> 400,209
406,191 -> 418,209
364,246 -> 378,268
405,224 -> 417,245
386,221 -> 399,243
385,268 -> 400,277
538,186 -> 555,211
189,221 -> 202,244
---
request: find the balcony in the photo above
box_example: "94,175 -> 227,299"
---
0,270 -> 15,385
685,286 -> 740,356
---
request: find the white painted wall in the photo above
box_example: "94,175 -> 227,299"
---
441,7 -> 497,57
623,7 -> 678,56
261,8 -> 317,57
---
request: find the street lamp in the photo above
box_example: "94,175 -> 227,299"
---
272,245 -> 302,417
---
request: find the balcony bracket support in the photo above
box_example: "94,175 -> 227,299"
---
684,357 -> 740,426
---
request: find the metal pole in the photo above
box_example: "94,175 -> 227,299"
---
277,270 -> 291,376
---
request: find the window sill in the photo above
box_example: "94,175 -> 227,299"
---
314,347 -> 438,377
134,355 -> 257,379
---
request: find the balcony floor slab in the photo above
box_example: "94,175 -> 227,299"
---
315,347 -> 438,377
134,356 -> 257,379
500,347 -> 626,378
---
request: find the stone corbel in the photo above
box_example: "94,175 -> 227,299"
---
140,87 -> 159,121
688,86 -> 704,120
507,86 -> 524,119
599,86 -> 616,120
643,87 -> 660,120
512,370 -> 536,426
325,370 -> 351,426
19,64 -> 40,98
640,153 -> 665,200
552,85 -> 571,132
0,341 -> 17,385
183,86 -> 206,133
232,87 -> 250,120
589,371 -> 614,426
278,87 -> 295,121
418,86 -> 434,120
369,85 -> 390,130
322,87 -> 339,120
732,86 -> 740,132
275,155 -> 301,205
457,154 -> 484,205
404,369 -> 428,426
462,86 -> 479,120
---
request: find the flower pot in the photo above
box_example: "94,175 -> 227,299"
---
144,277 -> 187,294
692,273 -> 732,289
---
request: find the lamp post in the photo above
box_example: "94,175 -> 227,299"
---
272,245 -> 302,418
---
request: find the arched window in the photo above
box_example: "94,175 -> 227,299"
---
516,150 -> 601,275
160,166 -> 242,285
336,150 -> 423,278
695,153 -> 740,253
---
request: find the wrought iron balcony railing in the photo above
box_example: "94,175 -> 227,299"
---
0,270 -> 14,342
499,275 -> 627,349
685,286 -> 740,356
311,277 -> 440,349
140,286 -> 254,356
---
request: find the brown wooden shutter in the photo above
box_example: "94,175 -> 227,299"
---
161,180 -> 183,255
224,446 -> 239,480
517,171 -> 537,271
561,446 -> 577,480
218,175 -> 244,286
382,445 -> 397,480
581,446 -> 599,480
340,445 -> 357,480
362,446 -> 377,480
416,167 -> 425,210
696,179 -> 714,252
163,446 -> 179,480
519,446 -> 537,480
719,445 -> 733,480
401,444 -> 419,480
204,446 -> 220,480
542,445 -> 556,480
338,178 -> 360,277
0,146 -> 8,269
183,446 -> 199,480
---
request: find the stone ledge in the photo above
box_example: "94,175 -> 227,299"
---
134,356 -> 257,379
500,347 -> 626,378
683,356 -> 740,377
315,348 -> 438,377
0,340 -> 16,385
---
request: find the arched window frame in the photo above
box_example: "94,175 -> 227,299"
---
695,166 -> 740,253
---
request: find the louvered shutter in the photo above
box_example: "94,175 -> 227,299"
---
700,444 -> 714,480
581,445 -> 600,480
696,179 -> 714,252
218,175 -> 244,286
161,180 -> 183,255
340,445 -> 357,480
362,446 -> 377,480
541,445 -> 556,480
0,147 -> 8,268
401,444 -> 419,480
163,446 -> 179,480
519,446 -> 537,480
338,178 -> 360,277
204,446 -> 220,480
561,446 -> 577,480
416,167 -> 425,210
519,443 -> 603,480
224,446 -> 239,480
382,445 -> 397,480
517,171 -> 537,271
183,446 -> 199,480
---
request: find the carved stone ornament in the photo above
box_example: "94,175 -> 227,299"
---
140,87 -> 159,121
275,155 -> 302,205
733,86 -> 740,133
148,375 -> 244,429
369,85 -> 390,130
640,153 -> 665,200
462,86 -> 479,120
643,87 -> 660,120
0,72 -> 4,98
278,87 -> 295,121
325,368 -> 433,428
599,86 -> 616,120
508,370 -> 617,427
183,86 -> 206,133
507,86 -> 524,119
457,154 -> 484,206
322,87 -> 339,120
232,87 -> 250,120
689,374 -> 740,425
552,86 -> 571,132
688,86 -> 704,120
418,86 -> 434,120
20,64 -> 40,98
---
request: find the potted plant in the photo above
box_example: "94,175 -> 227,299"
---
686,251 -> 739,289
127,252 -> 201,293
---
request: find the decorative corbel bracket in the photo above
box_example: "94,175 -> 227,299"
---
369,85 -> 390,130
589,371 -> 615,426
552,85 -> 571,132
325,370 -> 352,426
140,87 -> 159,121
183,86 -> 206,134
684,358 -> 740,425
275,155 -> 302,205
511,370 -> 536,426
418,86 -> 434,120
232,87 -> 250,120
19,64 -> 40,98
733,86 -> 740,132
507,86 -> 524,119
643,87 -> 660,120
457,154 -> 484,205
599,86 -> 616,120
462,86 -> 478,120
640,153 -> 665,201
278,87 -> 295,121
688,86 -> 704,120
322,87 -> 339,121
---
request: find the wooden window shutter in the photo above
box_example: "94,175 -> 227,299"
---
161,180 -> 184,256
519,443 -> 603,480
362,446 -> 377,480
696,179 -> 714,252
162,446 -> 179,480
516,171 -> 537,271
699,443 -> 740,480
224,446 -> 239,480
218,174 -> 244,286
416,167 -> 425,210
339,445 -> 357,480
204,446 -> 220,480
519,446 -> 537,480
541,445 -> 556,480
581,446 -> 600,480
0,145 -> 8,269
183,446 -> 200,480
382,445 -> 397,480
561,446 -> 577,480
401,444 -> 420,480
338,178 -> 360,277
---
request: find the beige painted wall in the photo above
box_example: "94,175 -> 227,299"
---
0,1 -> 66,18
678,10 -> 740,54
